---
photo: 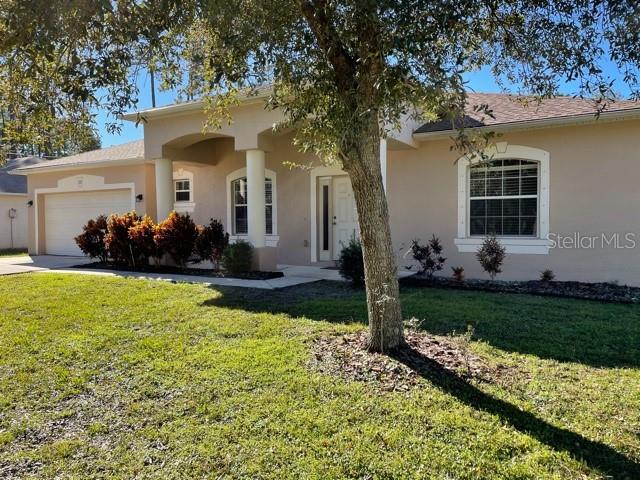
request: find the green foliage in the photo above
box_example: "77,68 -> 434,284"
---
540,269 -> 556,282
337,236 -> 365,286
195,218 -> 229,269
74,215 -> 108,262
1,2 -> 639,160
476,236 -> 507,280
104,212 -> 142,267
154,212 -> 198,266
221,240 -> 253,274
410,235 -> 446,278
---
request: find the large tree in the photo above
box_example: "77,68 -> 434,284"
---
1,0 -> 638,351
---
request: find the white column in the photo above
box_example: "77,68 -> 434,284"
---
155,158 -> 173,221
246,149 -> 266,248
380,138 -> 388,192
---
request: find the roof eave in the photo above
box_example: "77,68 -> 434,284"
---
12,157 -> 147,175
121,88 -> 273,122
412,108 -> 640,141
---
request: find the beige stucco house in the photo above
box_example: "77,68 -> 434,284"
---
12,92 -> 640,284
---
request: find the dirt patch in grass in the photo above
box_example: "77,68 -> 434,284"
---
310,329 -> 517,392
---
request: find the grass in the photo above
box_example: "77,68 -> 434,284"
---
0,248 -> 27,257
0,274 -> 638,479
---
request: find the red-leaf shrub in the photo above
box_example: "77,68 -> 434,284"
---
476,236 -> 506,280
104,212 -> 142,266
74,215 -> 108,262
410,235 -> 446,278
195,218 -> 229,269
128,215 -> 159,265
154,211 -> 198,266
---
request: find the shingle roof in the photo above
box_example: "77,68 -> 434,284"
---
415,93 -> 640,134
0,156 -> 44,193
15,140 -> 144,172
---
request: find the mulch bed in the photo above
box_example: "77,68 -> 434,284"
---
309,329 -> 516,392
400,275 -> 640,304
73,262 -> 284,280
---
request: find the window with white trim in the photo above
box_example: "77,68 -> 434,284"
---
174,179 -> 192,203
231,177 -> 274,235
469,159 -> 538,237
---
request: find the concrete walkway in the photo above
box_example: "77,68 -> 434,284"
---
0,255 -> 413,289
0,255 -> 342,289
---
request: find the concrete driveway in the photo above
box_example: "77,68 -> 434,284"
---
0,255 -> 91,275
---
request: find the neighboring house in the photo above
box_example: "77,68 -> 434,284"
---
12,92 -> 640,284
0,156 -> 43,249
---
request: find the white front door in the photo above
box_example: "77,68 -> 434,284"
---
332,176 -> 359,260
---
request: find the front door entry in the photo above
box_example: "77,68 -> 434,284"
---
332,176 -> 359,260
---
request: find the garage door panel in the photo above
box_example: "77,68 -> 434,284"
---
44,189 -> 132,256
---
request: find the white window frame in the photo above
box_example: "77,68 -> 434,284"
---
226,167 -> 279,247
455,143 -> 550,255
173,168 -> 195,213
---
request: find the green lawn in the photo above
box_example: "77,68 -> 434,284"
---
0,274 -> 638,479
0,248 -> 27,257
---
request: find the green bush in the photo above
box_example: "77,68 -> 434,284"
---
74,215 -> 108,262
337,236 -> 365,286
221,241 -> 253,274
154,211 -> 198,266
195,219 -> 229,269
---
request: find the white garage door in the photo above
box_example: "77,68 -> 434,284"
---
44,189 -> 132,256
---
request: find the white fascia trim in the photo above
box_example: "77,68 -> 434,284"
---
121,89 -> 273,122
454,237 -> 550,255
456,143 -> 550,255
12,158 -> 146,175
226,166 -> 278,241
229,234 -> 280,248
33,179 -> 135,255
173,201 -> 196,213
0,192 -> 28,197
413,108 -> 640,141
309,165 -> 347,263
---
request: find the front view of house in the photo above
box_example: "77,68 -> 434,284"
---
13,92 -> 640,284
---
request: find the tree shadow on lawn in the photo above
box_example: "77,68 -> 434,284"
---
391,345 -> 640,479
202,281 -> 640,368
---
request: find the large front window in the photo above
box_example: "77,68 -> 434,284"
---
469,159 -> 538,236
231,177 -> 273,235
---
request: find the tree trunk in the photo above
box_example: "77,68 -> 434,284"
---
343,118 -> 404,353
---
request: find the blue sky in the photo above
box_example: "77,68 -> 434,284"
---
96,63 -> 632,148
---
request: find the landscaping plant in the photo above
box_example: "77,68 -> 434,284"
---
451,266 -> 465,282
154,212 -> 198,266
128,215 -> 159,266
195,218 -> 229,270
74,215 -> 108,262
540,269 -> 556,282
476,236 -> 506,280
410,236 -> 446,279
221,241 -> 253,274
337,236 -> 365,286
104,212 -> 142,267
